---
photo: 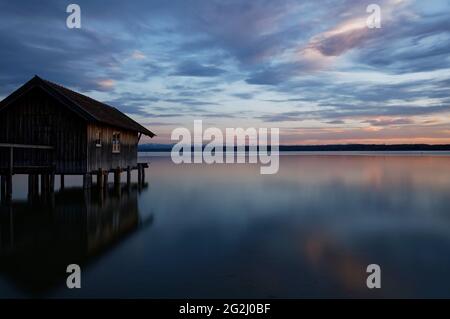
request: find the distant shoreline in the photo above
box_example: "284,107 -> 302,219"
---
138,144 -> 450,152
138,151 -> 450,157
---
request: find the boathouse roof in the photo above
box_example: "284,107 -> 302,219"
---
0,75 -> 155,137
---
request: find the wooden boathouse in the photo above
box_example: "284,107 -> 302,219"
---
0,75 -> 155,200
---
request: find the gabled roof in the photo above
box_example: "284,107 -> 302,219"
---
0,76 -> 155,137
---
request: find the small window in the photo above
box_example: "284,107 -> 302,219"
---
112,132 -> 121,153
95,130 -> 103,147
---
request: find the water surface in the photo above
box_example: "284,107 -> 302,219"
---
1,155 -> 450,298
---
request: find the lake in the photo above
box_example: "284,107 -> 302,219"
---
1,154 -> 450,298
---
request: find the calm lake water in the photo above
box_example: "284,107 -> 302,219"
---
1,154 -> 450,298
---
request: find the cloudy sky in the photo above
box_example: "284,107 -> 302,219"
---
1,0 -> 449,144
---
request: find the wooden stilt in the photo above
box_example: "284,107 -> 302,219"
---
83,174 -> 92,189
32,174 -> 39,195
114,168 -> 121,196
40,174 -> 45,193
103,172 -> 109,189
142,165 -> 146,184
114,168 -> 121,187
83,186 -> 91,205
49,172 -> 55,193
126,166 -> 131,188
28,175 -> 32,194
98,185 -> 104,205
41,174 -> 48,193
138,164 -> 142,186
1,175 -> 6,201
28,174 -> 36,196
97,169 -> 104,189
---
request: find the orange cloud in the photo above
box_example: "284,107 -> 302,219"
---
97,79 -> 115,90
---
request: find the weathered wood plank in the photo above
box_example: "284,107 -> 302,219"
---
0,143 -> 53,149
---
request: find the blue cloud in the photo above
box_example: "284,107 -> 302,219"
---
172,61 -> 226,77
0,0 -> 449,143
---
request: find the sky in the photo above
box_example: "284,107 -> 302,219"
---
0,0 -> 449,144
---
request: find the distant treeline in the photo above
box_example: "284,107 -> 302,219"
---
139,144 -> 450,152
278,144 -> 450,151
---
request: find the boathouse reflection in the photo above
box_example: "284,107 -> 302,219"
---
0,185 -> 153,295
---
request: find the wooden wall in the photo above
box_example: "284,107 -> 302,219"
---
86,123 -> 138,173
0,86 -> 140,175
0,86 -> 87,174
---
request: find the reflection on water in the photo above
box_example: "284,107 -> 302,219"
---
1,155 -> 450,298
0,185 -> 152,296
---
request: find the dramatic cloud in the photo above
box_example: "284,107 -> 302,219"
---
0,0 -> 449,143
172,61 -> 226,77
